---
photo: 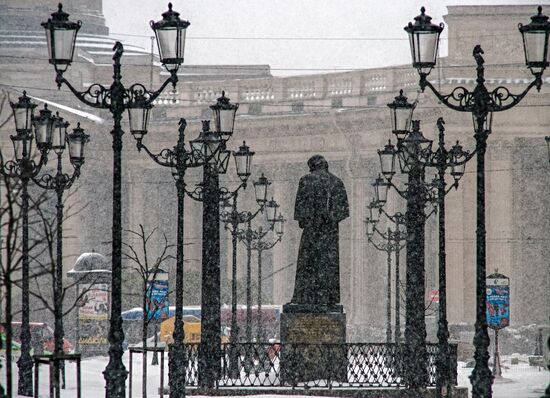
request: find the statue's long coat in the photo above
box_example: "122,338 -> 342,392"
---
291,168 -> 349,306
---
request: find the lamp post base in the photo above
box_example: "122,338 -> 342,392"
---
103,364 -> 128,398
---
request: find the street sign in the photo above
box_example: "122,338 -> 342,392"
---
146,270 -> 169,320
486,272 -> 510,330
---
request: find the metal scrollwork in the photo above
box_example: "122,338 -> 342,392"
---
33,173 -> 56,189
185,185 -> 204,202
447,86 -> 473,108
128,83 -> 153,104
488,84 -> 535,112
1,160 -> 22,178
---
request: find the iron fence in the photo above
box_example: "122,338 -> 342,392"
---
179,342 -> 457,388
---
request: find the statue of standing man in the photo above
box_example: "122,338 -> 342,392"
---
287,155 -> 349,312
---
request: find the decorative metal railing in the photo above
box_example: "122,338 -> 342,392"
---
177,342 -> 457,388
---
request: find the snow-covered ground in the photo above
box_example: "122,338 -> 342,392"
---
1,353 -> 548,397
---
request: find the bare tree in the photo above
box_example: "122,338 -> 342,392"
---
24,185 -> 98,393
121,224 -> 176,396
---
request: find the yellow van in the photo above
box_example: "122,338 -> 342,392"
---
160,315 -> 230,345
160,315 -> 201,344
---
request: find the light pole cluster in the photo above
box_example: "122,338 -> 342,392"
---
175,92 -> 256,387
219,174 -> 271,341
235,210 -> 285,342
0,92 -> 88,397
41,3 -> 190,396
366,87 -> 472,392
219,176 -> 284,377
404,6 -> 550,397
130,88 -> 247,397
249,220 -> 284,342
364,208 -> 405,344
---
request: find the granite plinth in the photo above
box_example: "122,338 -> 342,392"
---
280,310 -> 347,384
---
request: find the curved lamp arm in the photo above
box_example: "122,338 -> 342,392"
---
383,176 -> 409,199
32,166 -> 80,191
252,234 -> 282,252
136,142 -> 175,169
367,236 -> 389,252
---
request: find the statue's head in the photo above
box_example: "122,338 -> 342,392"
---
307,155 -> 329,172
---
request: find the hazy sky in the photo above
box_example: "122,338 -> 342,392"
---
103,0 -> 544,76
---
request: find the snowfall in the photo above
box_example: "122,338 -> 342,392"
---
1,352 -> 548,397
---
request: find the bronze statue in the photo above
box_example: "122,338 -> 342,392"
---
289,155 -> 349,311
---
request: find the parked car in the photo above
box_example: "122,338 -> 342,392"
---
0,322 -> 73,354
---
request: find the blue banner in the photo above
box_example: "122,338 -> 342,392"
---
486,277 -> 510,330
146,276 -> 169,320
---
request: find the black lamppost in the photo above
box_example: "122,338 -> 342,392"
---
0,93 -> 87,396
391,118 -> 470,397
33,113 -> 89,398
405,7 -> 550,397
250,214 -> 285,342
220,173 -> 270,375
42,4 -> 189,396
364,207 -> 405,343
377,101 -> 470,390
545,136 -> 550,163
183,92 -> 247,387
238,198 -> 281,342
131,118 -> 201,398
1,92 -> 45,396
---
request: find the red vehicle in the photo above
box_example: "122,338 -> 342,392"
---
1,322 -> 73,354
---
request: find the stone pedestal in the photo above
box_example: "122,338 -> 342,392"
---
280,309 -> 347,384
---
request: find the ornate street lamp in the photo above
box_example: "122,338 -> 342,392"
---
378,140 -> 397,179
11,91 -> 37,134
133,118 -> 201,397
33,117 -> 88,398
42,3 -> 190,396
364,218 -> 376,239
66,124 -> 89,167
367,200 -> 380,224
41,4 -> 81,74
32,105 -> 55,151
405,7 -> 549,397
184,92 -> 251,387
545,136 -> 550,163
519,6 -> 550,77
2,93 -> 47,397
237,209 -> 283,343
373,174 -> 390,206
253,173 -> 270,207
150,3 -> 190,73
265,197 -> 280,222
251,217 -> 285,342
127,97 -> 152,141
210,91 -> 239,140
387,90 -> 415,139
2,95 -> 87,397
404,6 -> 444,77
373,114 -> 472,393
219,172 -> 273,377
233,141 -> 254,183
397,121 -> 433,175
274,214 -> 286,237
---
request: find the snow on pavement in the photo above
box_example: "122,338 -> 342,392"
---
1,353 -> 548,397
